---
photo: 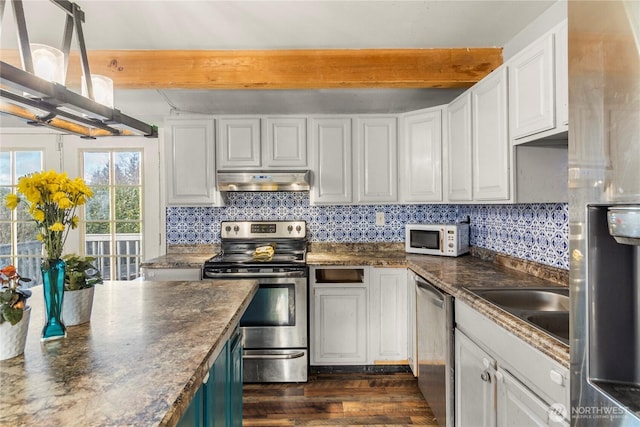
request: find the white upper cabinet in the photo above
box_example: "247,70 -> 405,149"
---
217,117 -> 261,169
310,117 -> 353,204
555,20 -> 568,127
262,117 -> 308,168
354,116 -> 398,203
165,117 -> 222,206
447,92 -> 473,202
400,108 -> 443,203
509,19 -> 568,142
472,67 -> 510,201
218,116 -> 308,170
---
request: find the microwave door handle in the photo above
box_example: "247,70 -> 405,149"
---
440,230 -> 444,253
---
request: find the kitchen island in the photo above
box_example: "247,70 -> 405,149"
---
0,279 -> 258,427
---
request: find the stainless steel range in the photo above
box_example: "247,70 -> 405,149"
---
203,220 -> 308,383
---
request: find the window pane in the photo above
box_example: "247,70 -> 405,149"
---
116,222 -> 141,234
86,187 -> 110,221
16,199 -> 33,221
115,152 -> 140,185
0,223 -> 10,255
115,187 -> 140,221
0,187 -> 10,220
17,223 -> 39,245
0,256 -> 10,268
0,152 -> 10,185
16,256 -> 41,288
86,221 -> 110,235
83,152 -> 110,185
15,151 -> 42,177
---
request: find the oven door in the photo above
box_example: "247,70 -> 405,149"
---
241,274 -> 307,349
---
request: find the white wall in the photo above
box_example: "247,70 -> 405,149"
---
503,0 -> 567,61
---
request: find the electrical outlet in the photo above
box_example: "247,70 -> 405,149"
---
375,212 -> 385,226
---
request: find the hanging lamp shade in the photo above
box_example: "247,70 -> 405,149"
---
82,75 -> 114,108
30,44 -> 65,84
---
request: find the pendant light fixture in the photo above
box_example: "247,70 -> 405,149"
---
0,0 -> 157,138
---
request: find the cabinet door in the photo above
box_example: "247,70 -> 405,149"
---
311,285 -> 368,364
354,117 -> 398,203
228,330 -> 243,427
217,117 -> 261,169
497,368 -> 568,427
369,268 -> 407,363
508,33 -> 555,139
455,330 -> 496,427
555,20 -> 568,127
447,93 -> 473,202
165,118 -> 219,205
263,117 -> 307,168
204,342 -> 228,427
472,67 -> 510,201
177,387 -> 204,427
400,109 -> 443,203
310,118 -> 352,204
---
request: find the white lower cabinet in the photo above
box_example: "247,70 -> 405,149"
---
310,266 -> 407,366
310,267 -> 368,365
455,300 -> 570,426
455,330 -> 496,427
369,268 -> 407,363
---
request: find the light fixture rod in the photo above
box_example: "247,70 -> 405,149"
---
61,12 -> 74,78
11,0 -> 33,74
72,2 -> 93,100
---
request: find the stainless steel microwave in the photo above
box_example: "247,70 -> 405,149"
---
405,223 -> 470,257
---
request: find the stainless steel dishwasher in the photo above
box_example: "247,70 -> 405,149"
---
416,275 -> 454,427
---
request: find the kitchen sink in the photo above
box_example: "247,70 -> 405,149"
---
465,287 -> 569,344
524,312 -> 569,343
467,287 -> 569,312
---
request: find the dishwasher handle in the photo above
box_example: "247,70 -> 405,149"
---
416,277 -> 446,308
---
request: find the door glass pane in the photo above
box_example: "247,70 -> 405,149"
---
86,221 -> 110,235
86,187 -> 110,221
0,187 -> 10,220
0,152 -> 10,185
0,223 -> 10,260
115,187 -> 140,221
17,222 -> 38,245
83,152 -> 110,185
15,151 -> 42,177
114,152 -> 140,185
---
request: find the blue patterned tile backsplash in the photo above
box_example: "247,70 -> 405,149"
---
166,192 -> 569,270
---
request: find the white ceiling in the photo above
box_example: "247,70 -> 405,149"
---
1,0 -> 557,127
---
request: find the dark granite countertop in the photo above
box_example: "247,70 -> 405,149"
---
0,279 -> 258,427
140,244 -> 569,367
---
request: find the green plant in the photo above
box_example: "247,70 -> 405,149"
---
0,265 -> 32,325
62,254 -> 103,291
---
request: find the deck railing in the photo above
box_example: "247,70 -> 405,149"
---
0,234 -> 142,287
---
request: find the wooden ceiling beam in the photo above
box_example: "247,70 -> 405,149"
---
2,48 -> 503,90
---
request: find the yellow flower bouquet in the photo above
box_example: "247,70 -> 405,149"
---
5,169 -> 93,260
4,169 -> 93,341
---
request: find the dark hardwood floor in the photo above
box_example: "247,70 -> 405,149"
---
242,371 -> 438,426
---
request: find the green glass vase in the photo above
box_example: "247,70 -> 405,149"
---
41,259 -> 67,341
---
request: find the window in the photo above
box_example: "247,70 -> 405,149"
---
0,134 -> 60,286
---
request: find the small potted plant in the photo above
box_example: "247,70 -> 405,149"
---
0,265 -> 32,360
61,254 -> 103,326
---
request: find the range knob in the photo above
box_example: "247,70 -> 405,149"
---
225,225 -> 231,232
296,225 -> 302,233
287,225 -> 293,233
233,225 -> 240,233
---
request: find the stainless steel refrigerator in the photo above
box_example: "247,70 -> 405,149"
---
570,1 -> 640,426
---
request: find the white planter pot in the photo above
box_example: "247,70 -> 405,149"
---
0,306 -> 31,360
62,286 -> 95,326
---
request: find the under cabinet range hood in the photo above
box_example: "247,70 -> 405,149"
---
217,170 -> 310,192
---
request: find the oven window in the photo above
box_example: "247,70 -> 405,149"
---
411,229 -> 440,250
240,284 -> 295,327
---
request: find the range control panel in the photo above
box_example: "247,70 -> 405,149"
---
221,221 -> 307,239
